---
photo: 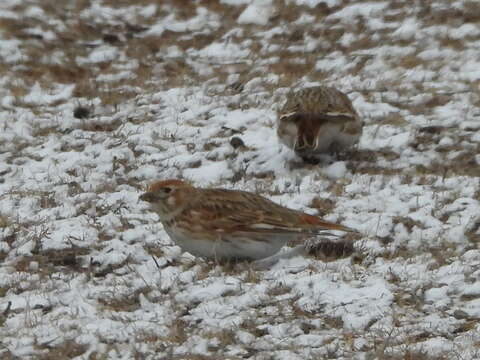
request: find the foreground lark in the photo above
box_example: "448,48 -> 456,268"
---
277,86 -> 362,162
140,179 -> 355,263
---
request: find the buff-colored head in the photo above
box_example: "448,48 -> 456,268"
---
139,179 -> 194,220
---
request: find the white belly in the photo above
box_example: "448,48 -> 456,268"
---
315,123 -> 360,153
165,227 -> 287,260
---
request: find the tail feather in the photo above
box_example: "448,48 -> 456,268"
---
299,214 -> 357,233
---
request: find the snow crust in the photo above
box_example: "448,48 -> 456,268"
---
1,0 -> 480,359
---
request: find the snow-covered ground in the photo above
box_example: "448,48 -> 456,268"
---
1,0 -> 480,358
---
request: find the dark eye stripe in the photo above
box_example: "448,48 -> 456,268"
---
163,187 -> 172,193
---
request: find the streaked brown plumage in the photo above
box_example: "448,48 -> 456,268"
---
277,86 -> 362,161
140,179 -> 355,261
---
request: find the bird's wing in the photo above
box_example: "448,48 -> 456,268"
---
321,87 -> 358,120
280,86 -> 358,122
183,189 -> 354,235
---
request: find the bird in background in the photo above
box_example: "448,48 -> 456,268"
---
139,179 -> 355,267
277,86 -> 363,163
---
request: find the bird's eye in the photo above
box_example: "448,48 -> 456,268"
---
163,187 -> 172,194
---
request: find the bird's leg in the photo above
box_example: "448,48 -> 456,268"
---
313,135 -> 320,150
303,133 -> 314,148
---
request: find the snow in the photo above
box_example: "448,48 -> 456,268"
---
23,83 -> 75,105
184,160 -> 233,184
450,23 -> 480,40
146,7 -> 220,35
292,0 -> 341,8
392,18 -> 419,41
79,45 -> 119,64
238,1 -> 275,26
1,0 -> 480,359
329,2 -> 388,20
195,41 -> 250,61
322,161 -> 348,179
0,39 -> 23,63
221,0 -> 250,5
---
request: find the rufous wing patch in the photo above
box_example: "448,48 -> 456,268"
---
299,214 -> 354,232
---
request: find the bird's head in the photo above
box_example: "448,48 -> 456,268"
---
139,179 -> 194,220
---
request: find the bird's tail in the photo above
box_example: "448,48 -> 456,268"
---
299,214 -> 358,234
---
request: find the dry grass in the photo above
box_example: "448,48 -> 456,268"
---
14,248 -> 89,275
1,0 -> 479,358
35,340 -> 88,360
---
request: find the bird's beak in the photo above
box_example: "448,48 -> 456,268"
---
139,192 -> 155,202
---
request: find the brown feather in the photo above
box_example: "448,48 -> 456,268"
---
178,188 -> 354,235
279,86 -> 358,121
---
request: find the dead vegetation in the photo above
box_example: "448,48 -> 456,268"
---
1,0 -> 480,358
34,340 -> 89,360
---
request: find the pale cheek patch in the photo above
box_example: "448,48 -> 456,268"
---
167,196 -> 176,207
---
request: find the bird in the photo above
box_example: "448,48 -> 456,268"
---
139,179 -> 356,263
277,86 -> 362,163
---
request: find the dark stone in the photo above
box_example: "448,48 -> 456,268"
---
103,34 -> 120,44
73,106 -> 90,119
230,136 -> 245,149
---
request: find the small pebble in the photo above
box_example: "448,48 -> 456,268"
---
230,136 -> 245,149
73,106 -> 91,119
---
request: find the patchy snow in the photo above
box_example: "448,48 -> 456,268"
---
146,7 -> 220,35
194,41 -> 250,61
322,161 -> 348,179
392,18 -> 419,41
1,0 -> 480,359
77,45 -> 119,64
291,0 -> 341,8
238,1 -> 275,26
221,0 -> 250,5
329,2 -> 388,20
23,83 -> 75,105
0,39 -> 23,63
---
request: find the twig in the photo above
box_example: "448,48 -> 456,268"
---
151,255 -> 161,270
2,301 -> 11,316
